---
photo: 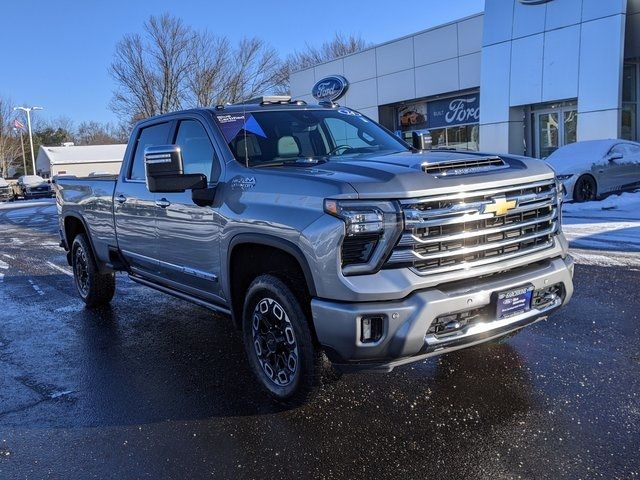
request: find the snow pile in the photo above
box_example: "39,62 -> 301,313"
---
562,190 -> 640,252
563,190 -> 640,221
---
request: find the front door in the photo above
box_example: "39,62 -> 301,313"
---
114,121 -> 172,276
535,106 -> 577,158
154,117 -> 224,303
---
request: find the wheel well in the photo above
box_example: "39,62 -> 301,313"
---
229,243 -> 312,331
64,216 -> 86,249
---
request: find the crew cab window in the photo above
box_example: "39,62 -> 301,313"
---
129,122 -> 171,180
174,120 -> 218,181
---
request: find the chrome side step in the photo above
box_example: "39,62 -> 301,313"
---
129,275 -> 231,316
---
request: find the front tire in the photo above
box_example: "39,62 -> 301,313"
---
71,233 -> 115,307
573,175 -> 597,202
242,274 -> 322,403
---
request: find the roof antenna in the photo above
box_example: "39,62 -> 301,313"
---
243,98 -> 249,168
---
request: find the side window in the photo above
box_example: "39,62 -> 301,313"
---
610,144 -> 625,157
623,144 -> 640,157
129,122 -> 171,180
174,120 -> 218,180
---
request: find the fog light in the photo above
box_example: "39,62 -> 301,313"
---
361,315 -> 384,343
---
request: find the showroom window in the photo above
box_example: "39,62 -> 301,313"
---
622,63 -> 638,141
530,100 -> 577,158
394,92 -> 480,151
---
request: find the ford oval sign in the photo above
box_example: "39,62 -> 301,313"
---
312,75 -> 349,102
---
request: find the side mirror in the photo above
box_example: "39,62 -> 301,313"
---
411,131 -> 432,150
607,152 -> 623,162
144,145 -> 207,193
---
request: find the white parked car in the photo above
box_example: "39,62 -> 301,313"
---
545,139 -> 640,202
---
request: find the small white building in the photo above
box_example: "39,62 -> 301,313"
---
36,143 -> 127,178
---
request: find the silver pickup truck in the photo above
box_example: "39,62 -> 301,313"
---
55,100 -> 574,402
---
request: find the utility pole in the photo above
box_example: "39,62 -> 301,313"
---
13,127 -> 27,175
14,106 -> 43,175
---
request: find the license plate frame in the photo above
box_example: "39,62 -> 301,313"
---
495,285 -> 534,319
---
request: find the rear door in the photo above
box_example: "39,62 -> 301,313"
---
154,115 -> 225,303
114,121 -> 171,276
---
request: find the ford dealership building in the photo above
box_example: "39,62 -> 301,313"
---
290,0 -> 640,158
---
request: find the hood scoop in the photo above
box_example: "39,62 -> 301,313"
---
422,156 -> 507,176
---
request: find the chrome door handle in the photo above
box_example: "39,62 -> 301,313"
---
155,198 -> 171,208
115,194 -> 127,204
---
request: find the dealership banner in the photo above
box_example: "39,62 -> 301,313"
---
428,94 -> 480,129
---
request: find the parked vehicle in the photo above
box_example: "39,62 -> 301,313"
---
545,139 -> 640,202
0,178 -> 13,202
15,175 -> 53,199
55,100 -> 574,403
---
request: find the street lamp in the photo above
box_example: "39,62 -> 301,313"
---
13,106 -> 43,175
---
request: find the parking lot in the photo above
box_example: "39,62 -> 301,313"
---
0,198 -> 639,479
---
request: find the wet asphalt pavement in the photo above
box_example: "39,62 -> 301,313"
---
0,199 -> 639,479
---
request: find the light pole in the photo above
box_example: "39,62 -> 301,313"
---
13,106 -> 43,175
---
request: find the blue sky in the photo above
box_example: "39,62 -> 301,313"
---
2,0 -> 484,126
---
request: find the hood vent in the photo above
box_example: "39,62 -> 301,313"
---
422,156 -> 507,176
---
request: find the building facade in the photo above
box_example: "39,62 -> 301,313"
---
36,144 -> 126,177
290,0 -> 640,158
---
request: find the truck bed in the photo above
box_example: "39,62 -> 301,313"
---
55,175 -> 118,266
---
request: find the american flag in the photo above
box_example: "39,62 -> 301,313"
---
14,119 -> 25,130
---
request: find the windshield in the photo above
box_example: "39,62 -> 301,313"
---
215,108 -> 409,167
22,175 -> 45,184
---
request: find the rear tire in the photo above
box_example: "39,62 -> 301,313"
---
242,274 -> 322,404
573,175 -> 597,202
71,233 -> 115,307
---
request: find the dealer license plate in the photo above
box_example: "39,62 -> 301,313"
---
496,285 -> 534,319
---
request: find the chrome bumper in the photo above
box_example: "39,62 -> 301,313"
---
311,255 -> 574,371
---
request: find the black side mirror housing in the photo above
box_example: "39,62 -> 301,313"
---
144,145 -> 207,193
608,152 -> 623,162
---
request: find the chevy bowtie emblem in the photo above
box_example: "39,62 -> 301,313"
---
483,196 -> 517,216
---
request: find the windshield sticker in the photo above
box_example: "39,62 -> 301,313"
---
337,108 -> 362,117
216,113 -> 266,142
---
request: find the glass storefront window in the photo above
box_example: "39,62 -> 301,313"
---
537,112 -> 559,158
623,64 -> 637,103
563,110 -> 577,145
622,104 -> 636,141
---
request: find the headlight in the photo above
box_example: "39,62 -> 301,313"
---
324,199 -> 403,275
556,174 -> 573,181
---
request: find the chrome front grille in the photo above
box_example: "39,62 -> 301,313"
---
386,179 -> 559,275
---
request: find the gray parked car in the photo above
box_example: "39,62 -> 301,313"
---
545,139 -> 640,202
15,175 -> 53,199
0,178 -> 13,201
55,100 -> 574,403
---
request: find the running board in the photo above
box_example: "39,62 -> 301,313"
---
128,275 -> 232,316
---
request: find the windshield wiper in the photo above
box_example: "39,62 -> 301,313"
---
251,158 -> 328,168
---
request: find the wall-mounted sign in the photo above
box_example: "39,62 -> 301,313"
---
312,75 -> 349,102
428,94 -> 480,129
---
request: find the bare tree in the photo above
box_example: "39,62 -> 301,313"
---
109,13 -> 195,121
278,33 -> 370,92
187,32 -> 231,107
75,121 -> 127,145
0,96 -> 23,177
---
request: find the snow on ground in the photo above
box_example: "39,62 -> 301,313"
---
562,190 -> 640,253
0,198 -> 55,210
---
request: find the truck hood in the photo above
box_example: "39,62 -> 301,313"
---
273,150 -> 555,199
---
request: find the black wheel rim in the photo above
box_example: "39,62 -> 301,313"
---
74,246 -> 89,297
579,178 -> 595,200
252,298 -> 299,387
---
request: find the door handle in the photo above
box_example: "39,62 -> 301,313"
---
115,194 -> 127,204
155,198 -> 171,208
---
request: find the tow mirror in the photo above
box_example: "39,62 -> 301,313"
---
144,145 -> 206,193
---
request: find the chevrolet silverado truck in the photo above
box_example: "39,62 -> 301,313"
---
55,99 -> 574,402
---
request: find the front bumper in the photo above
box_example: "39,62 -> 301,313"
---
311,255 -> 574,371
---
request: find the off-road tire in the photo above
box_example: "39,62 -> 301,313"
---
71,233 -> 115,307
242,274 -> 322,404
